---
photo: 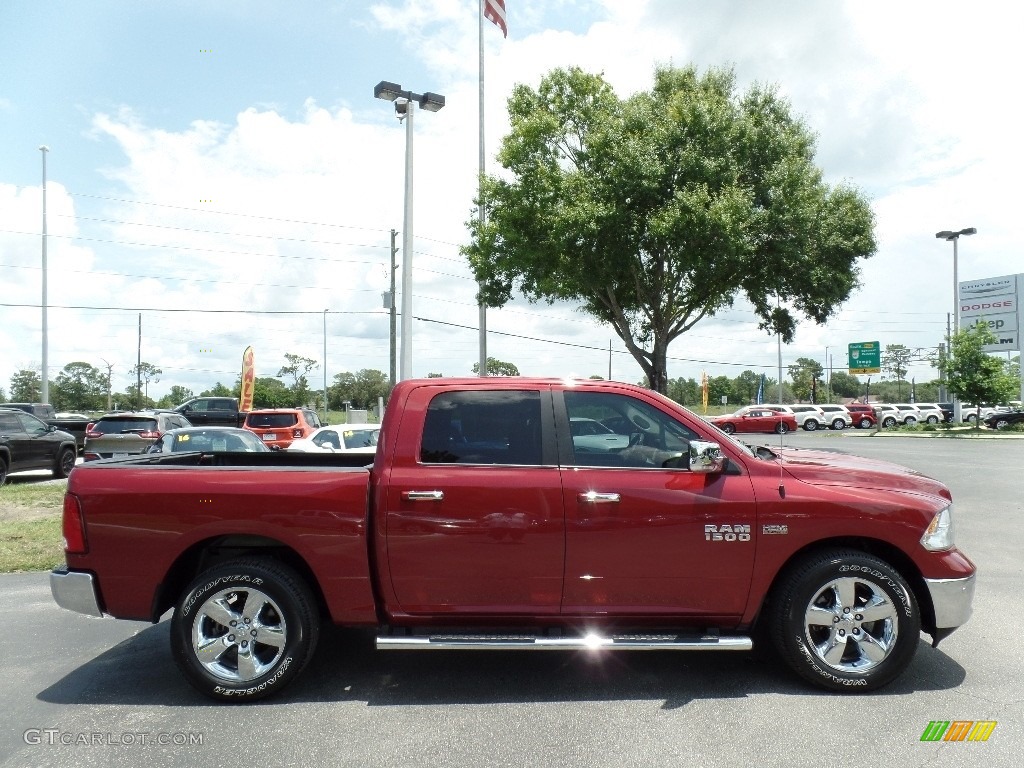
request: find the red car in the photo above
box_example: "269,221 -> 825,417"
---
711,407 -> 798,434
844,403 -> 876,429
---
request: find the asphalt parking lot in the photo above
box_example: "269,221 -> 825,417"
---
1,432 -> 1021,767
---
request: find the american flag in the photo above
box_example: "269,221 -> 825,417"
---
484,0 -> 507,37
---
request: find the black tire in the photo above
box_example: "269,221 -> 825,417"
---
769,550 -> 920,692
803,420 -> 818,432
0,458 -> 7,486
53,448 -> 76,479
882,417 -> 897,428
858,418 -> 873,429
831,419 -> 846,430
720,423 -> 736,434
171,559 -> 319,702
994,419 -> 1009,430
775,422 -> 790,434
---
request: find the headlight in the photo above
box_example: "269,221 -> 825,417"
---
921,505 -> 955,551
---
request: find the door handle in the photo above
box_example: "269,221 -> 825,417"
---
578,491 -> 620,504
402,490 -> 445,502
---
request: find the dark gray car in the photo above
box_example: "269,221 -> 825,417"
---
0,407 -> 78,484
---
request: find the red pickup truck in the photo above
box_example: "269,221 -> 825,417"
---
51,378 -> 976,701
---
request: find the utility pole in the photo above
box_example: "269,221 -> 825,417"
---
136,314 -> 142,410
389,229 -> 398,388
40,145 -> 49,404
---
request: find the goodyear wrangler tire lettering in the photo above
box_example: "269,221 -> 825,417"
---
171,559 -> 318,702
770,549 -> 920,692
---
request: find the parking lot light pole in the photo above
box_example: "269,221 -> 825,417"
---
374,81 -> 445,381
936,227 -> 977,424
39,145 -> 49,404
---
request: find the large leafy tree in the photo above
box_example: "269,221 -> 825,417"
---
471,357 -> 520,376
828,371 -> 861,399
787,357 -> 824,402
329,369 -> 392,411
882,344 -> 912,399
278,353 -> 319,406
938,324 -> 1018,420
464,65 -> 876,393
52,362 -> 106,411
10,369 -> 41,402
129,362 -> 162,408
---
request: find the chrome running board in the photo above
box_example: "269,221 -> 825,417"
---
376,632 -> 752,652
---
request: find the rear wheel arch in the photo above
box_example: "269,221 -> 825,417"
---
153,535 -> 329,623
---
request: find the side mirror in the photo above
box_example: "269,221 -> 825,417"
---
689,440 -> 726,474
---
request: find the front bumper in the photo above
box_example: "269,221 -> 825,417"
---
923,572 -> 976,645
50,567 -> 104,618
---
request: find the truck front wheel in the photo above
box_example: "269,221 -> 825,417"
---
769,550 -> 920,692
170,559 -> 319,702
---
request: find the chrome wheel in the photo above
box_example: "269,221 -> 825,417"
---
926,415 -> 939,424
995,419 -> 1009,429
192,586 -> 287,682
803,420 -> 818,431
802,576 -> 899,674
831,419 -> 846,430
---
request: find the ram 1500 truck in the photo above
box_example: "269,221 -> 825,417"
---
50,378 -> 976,701
172,397 -> 246,428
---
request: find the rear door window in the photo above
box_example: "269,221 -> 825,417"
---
246,413 -> 298,429
420,390 -> 543,465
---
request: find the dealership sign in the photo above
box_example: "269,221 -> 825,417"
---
959,274 -> 1021,352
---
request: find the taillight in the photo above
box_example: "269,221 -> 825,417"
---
62,493 -> 88,554
138,430 -> 162,439
86,425 -> 103,438
83,452 -> 101,462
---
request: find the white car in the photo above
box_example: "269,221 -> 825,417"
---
891,404 -> 922,425
761,404 -> 826,431
961,404 -> 997,424
287,424 -> 380,454
815,404 -> 852,430
874,404 -> 902,428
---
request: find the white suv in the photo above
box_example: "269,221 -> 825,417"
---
891,404 -> 923,425
762,404 -> 825,431
816,404 -> 853,430
912,403 -> 944,424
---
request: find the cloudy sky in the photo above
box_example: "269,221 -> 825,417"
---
1,0 -> 1021,402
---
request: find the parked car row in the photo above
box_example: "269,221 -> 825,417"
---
0,407 -> 78,484
83,406 -> 330,461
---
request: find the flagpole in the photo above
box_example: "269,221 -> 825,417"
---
477,0 -> 488,377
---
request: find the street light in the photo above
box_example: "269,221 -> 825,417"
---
323,309 -> 329,423
936,227 -> 977,424
374,81 -> 446,381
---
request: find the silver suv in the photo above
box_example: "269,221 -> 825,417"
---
84,411 -> 192,460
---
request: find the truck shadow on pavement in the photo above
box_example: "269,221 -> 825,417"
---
37,622 -> 967,709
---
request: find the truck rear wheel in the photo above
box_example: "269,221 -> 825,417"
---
170,559 -> 319,702
769,550 -> 920,692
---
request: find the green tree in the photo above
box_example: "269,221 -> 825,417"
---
121,384 -> 155,410
828,371 -> 861,399
464,64 -> 876,394
278,353 -> 319,406
666,376 -> 699,406
329,370 -> 392,411
708,375 -> 733,407
251,377 -> 292,408
882,344 -> 912,399
10,369 -> 41,402
200,382 -> 236,398
471,357 -> 520,376
731,370 -> 762,405
129,362 -> 162,408
938,324 -> 1018,422
52,362 -> 106,411
156,385 -> 196,408
787,357 -> 824,402
0,386 -> 6,403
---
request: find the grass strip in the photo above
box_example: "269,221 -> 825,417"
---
0,516 -> 63,573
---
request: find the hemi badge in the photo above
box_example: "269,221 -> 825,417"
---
763,524 -> 789,535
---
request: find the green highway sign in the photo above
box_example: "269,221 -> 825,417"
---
848,341 -> 880,374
